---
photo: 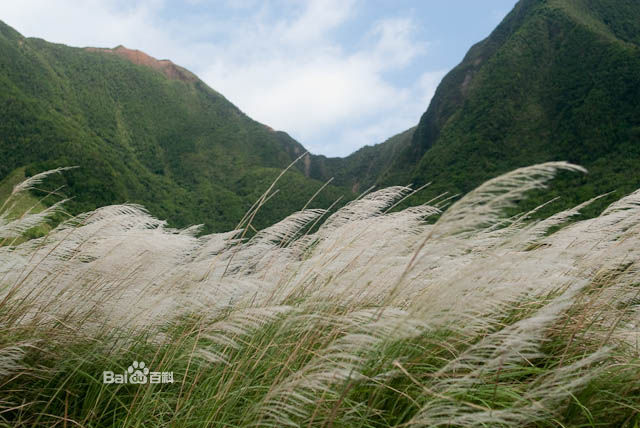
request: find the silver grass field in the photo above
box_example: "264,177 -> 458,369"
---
0,162 -> 639,427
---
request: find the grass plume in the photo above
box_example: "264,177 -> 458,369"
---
0,162 -> 639,427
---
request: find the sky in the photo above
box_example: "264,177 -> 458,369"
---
0,0 -> 519,157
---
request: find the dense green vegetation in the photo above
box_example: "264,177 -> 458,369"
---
2,0 -> 640,232
335,0 -> 640,217
0,20 -> 348,233
306,127 -> 417,193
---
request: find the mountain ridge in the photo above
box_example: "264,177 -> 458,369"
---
338,0 -> 640,216
0,19 -> 349,233
2,0 -> 639,231
85,45 -> 199,83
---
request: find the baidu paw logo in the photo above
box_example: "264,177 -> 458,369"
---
128,361 -> 149,384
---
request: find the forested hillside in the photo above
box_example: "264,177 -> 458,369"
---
331,0 -> 640,216
0,20 -> 347,232
2,0 -> 639,231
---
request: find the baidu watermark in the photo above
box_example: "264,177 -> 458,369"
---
103,361 -> 174,384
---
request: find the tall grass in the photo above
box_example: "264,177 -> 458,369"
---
0,162 -> 639,427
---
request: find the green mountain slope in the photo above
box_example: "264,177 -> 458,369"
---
306,127 -> 416,193
3,0 -> 639,231
0,21 -> 348,233
336,0 -> 640,214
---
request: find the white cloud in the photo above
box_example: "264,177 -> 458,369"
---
280,0 -> 355,44
365,18 -> 426,68
0,0 -> 443,157
0,0 -> 174,55
332,70 -> 445,155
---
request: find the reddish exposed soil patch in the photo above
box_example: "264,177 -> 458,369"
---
86,45 -> 198,83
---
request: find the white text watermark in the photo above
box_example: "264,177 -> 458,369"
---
103,361 -> 174,384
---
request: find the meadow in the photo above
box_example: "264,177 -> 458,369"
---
0,162 -> 639,427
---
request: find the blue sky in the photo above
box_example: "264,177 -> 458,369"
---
0,0 -> 518,156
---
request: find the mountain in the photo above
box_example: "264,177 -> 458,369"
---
332,0 -> 640,215
306,127 -> 416,193
0,20 -> 348,233
3,0 -> 639,233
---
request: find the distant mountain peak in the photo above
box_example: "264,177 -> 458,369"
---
85,45 -> 198,82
